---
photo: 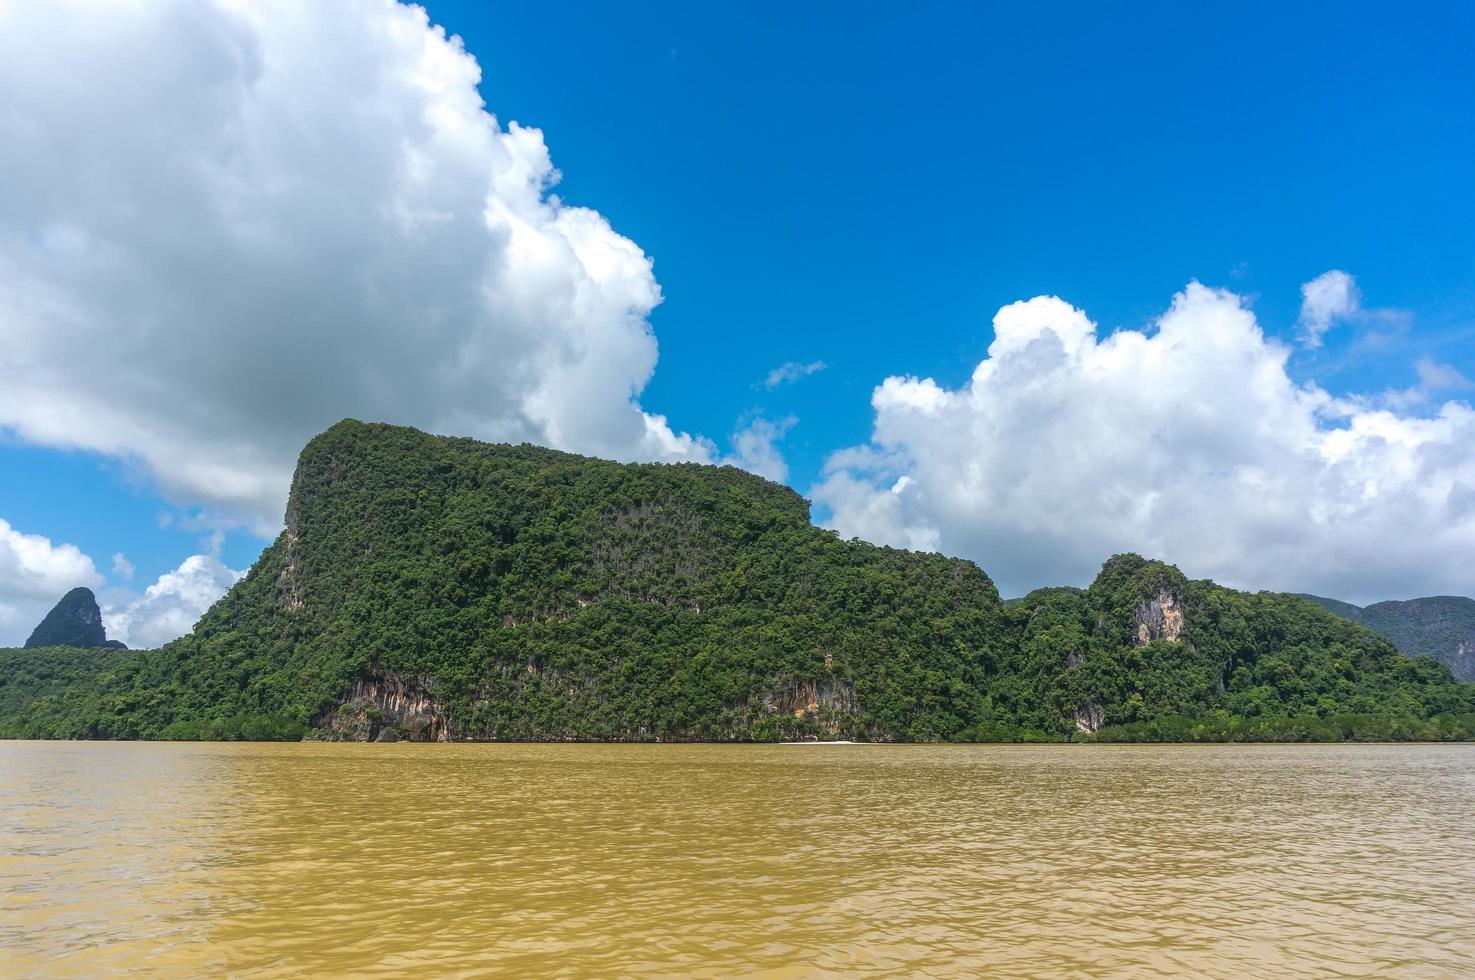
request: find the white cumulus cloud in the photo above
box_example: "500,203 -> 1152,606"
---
0,518 -> 103,645
814,282 -> 1475,603
723,415 -> 797,483
0,0 -> 709,534
103,554 -> 245,649
1413,357 -> 1471,393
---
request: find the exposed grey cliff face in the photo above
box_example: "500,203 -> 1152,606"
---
1075,702 -> 1105,734
276,504 -> 306,612
315,668 -> 864,742
317,671 -> 450,742
763,678 -> 858,736
1456,641 -> 1474,683
1134,589 -> 1185,645
24,587 -> 123,649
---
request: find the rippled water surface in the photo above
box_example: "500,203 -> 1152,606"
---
2,742 -> 1473,977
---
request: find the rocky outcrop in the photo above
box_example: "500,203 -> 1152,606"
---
1074,701 -> 1105,734
1456,641 -> 1474,683
764,678 -> 855,717
1135,589 -> 1184,645
763,678 -> 858,735
24,587 -> 123,649
313,667 -> 865,742
276,504 -> 306,612
317,671 -> 450,741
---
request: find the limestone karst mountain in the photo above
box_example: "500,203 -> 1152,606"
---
1,421 -> 1470,741
23,587 -> 125,650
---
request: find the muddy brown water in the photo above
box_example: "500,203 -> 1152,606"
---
2,741 -> 1472,977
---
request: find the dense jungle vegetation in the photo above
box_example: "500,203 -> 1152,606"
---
2,421 -> 1470,742
1299,593 -> 1475,682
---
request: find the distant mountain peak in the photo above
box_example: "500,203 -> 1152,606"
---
23,587 -> 125,650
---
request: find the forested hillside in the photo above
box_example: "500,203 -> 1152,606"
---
999,558 -> 1473,742
2,421 -> 1470,742
1299,594 -> 1475,682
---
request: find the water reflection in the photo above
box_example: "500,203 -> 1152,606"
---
2,742 -> 1473,976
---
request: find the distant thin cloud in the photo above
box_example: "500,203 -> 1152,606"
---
1298,270 -> 1360,347
1383,357 -> 1473,409
763,360 -> 827,389
1298,270 -> 1409,349
722,415 -> 797,483
111,552 -> 135,581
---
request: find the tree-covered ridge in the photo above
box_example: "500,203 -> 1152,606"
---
1298,593 -> 1475,682
1,420 -> 1470,742
2,421 -> 1009,740
995,555 -> 1474,742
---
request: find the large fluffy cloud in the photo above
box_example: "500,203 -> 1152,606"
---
0,518 -> 103,643
0,0 -> 708,533
103,554 -> 244,649
815,282 -> 1475,603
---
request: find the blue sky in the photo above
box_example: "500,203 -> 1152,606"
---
1,0 -> 1473,643
441,0 -> 1475,448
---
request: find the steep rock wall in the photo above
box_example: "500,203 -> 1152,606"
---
763,678 -> 859,736
1135,589 -> 1185,645
318,671 -> 450,742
